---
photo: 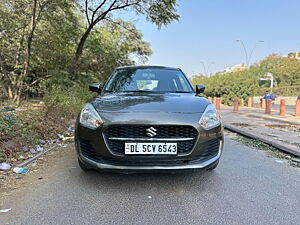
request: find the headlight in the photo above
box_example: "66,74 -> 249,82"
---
199,104 -> 221,130
79,103 -> 103,129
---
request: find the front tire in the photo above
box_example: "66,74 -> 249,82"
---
78,158 -> 90,172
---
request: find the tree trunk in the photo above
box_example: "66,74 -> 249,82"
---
8,86 -> 13,99
14,25 -> 26,69
15,0 -> 37,104
75,25 -> 94,62
70,24 -> 94,79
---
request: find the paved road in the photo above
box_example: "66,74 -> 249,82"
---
1,137 -> 300,225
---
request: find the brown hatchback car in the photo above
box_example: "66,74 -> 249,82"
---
75,66 -> 223,173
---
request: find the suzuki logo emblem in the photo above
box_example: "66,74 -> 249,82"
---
146,127 -> 157,137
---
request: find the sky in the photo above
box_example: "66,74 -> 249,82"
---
121,0 -> 300,77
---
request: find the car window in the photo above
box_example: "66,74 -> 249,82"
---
136,80 -> 159,90
178,75 -> 189,90
104,68 -> 193,93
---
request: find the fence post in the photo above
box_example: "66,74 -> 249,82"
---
247,97 -> 253,107
208,97 -> 212,103
216,98 -> 221,110
296,99 -> 300,117
265,99 -> 272,114
233,98 -> 239,112
280,99 -> 286,116
240,99 -> 244,107
261,99 -> 266,109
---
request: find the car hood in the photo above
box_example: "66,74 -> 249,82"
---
92,92 -> 210,114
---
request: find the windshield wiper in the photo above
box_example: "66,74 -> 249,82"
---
172,91 -> 193,93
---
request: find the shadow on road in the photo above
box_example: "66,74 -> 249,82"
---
72,168 -> 221,195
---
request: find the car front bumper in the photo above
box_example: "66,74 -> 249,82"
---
75,110 -> 224,173
78,139 -> 223,172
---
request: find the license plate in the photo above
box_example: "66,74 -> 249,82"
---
125,143 -> 177,155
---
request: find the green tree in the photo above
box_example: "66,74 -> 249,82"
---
71,0 -> 179,78
190,53 -> 300,104
0,0 -> 153,102
0,0 -> 76,103
44,19 -> 153,89
254,54 -> 300,86
191,71 -> 259,105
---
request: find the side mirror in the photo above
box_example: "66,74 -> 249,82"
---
89,83 -> 103,93
196,84 -> 205,94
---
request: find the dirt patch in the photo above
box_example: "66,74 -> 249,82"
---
292,143 -> 300,148
0,144 -> 76,208
265,124 -> 300,133
0,108 -> 75,165
230,122 -> 251,127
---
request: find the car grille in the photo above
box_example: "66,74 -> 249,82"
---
104,125 -> 198,155
199,139 -> 221,159
80,139 -> 101,160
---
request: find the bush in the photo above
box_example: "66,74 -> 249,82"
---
191,71 -> 259,105
0,110 -> 65,143
44,85 -> 93,119
0,81 -> 94,161
0,149 -> 5,161
0,109 -> 69,161
0,113 -> 18,136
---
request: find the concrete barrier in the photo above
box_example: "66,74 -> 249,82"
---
296,100 -> 300,117
261,99 -> 266,109
240,99 -> 244,107
265,99 -> 272,114
216,98 -> 221,110
233,98 -> 239,112
247,97 -> 253,107
280,99 -> 286,116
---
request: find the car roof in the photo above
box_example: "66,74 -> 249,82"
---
116,65 -> 180,70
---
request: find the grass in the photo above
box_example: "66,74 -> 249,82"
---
0,149 -> 6,161
0,108 -> 69,162
0,85 -> 92,163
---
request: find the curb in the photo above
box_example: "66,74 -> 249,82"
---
220,107 -> 300,126
245,114 -> 300,126
224,123 -> 300,158
17,145 -> 60,168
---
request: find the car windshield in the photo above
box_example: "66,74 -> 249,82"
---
104,68 -> 194,93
